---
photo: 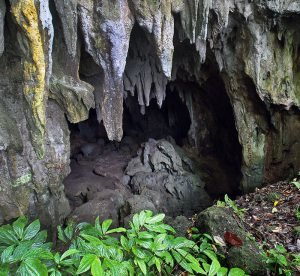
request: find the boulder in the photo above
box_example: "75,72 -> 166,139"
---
196,206 -> 266,275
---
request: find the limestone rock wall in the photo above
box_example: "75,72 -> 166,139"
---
0,0 -> 299,224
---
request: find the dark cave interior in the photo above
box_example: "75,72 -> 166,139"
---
64,22 -> 243,223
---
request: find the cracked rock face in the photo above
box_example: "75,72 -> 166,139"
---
0,0 -> 300,225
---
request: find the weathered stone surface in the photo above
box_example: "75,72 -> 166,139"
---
0,0 -> 5,56
0,0 -> 300,225
125,139 -> 212,216
196,206 -> 266,275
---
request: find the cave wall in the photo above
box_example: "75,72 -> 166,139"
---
0,0 -> 300,224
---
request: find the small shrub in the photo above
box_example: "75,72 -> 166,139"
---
0,211 -> 247,275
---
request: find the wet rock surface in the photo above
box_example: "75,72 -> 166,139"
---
0,0 -> 300,225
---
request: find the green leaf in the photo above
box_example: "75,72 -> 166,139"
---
160,224 -> 176,234
208,259 -> 221,276
120,236 -> 129,251
132,246 -> 147,259
50,270 -> 62,276
60,249 -> 80,261
12,216 -> 28,239
136,259 -> 147,275
154,257 -> 162,273
22,247 -> 53,261
136,239 -> 152,249
64,223 -> 74,240
228,267 -> 246,276
91,258 -> 103,276
176,248 -> 204,274
172,249 -> 193,274
138,211 -> 147,227
23,220 -> 40,241
171,237 -> 196,249
12,241 -> 33,261
22,258 -> 48,276
106,227 -> 126,234
217,267 -> 229,276
33,230 -> 47,244
1,245 -> 15,263
102,219 -> 112,234
138,232 -> 154,239
0,226 -> 19,245
132,214 -> 140,230
95,217 -> 103,236
203,249 -> 218,261
145,214 -> 165,224
144,224 -> 166,233
57,226 -> 67,243
77,254 -> 97,274
0,265 -> 9,276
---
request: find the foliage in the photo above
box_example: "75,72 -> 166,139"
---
264,245 -> 300,275
295,206 -> 300,221
217,195 -> 246,218
190,228 -> 246,276
0,211 -> 247,275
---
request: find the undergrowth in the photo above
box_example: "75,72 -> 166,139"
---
0,210 -> 246,276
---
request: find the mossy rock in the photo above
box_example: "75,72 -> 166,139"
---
196,206 -> 266,275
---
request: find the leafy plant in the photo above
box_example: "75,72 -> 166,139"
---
264,245 -> 300,275
0,211 -> 248,275
217,195 -> 245,218
190,228 -> 246,276
0,216 -> 52,275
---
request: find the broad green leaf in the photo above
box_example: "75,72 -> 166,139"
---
160,224 -> 176,234
144,224 -> 166,233
176,248 -> 204,274
132,246 -> 147,259
132,214 -> 140,230
12,241 -> 33,261
64,223 -> 74,240
1,245 -> 15,263
0,264 -> 9,276
136,239 -> 152,249
91,258 -> 103,276
217,267 -> 229,276
228,267 -> 246,276
172,249 -> 193,274
138,232 -> 154,239
60,249 -> 79,261
13,216 -> 28,239
80,233 -> 102,244
154,257 -> 162,272
0,226 -> 19,245
106,227 -> 126,234
50,270 -> 62,276
120,236 -> 129,251
22,258 -> 48,276
33,230 -> 47,245
23,220 -> 40,241
102,219 -> 112,234
22,247 -> 53,260
208,259 -> 221,276
203,249 -> 218,261
95,217 -> 103,236
138,211 -> 147,227
57,226 -> 67,243
77,254 -> 97,274
171,237 -> 196,249
145,214 -> 165,224
136,259 -> 147,275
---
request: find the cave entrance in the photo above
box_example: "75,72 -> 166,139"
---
64,87 -> 193,223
